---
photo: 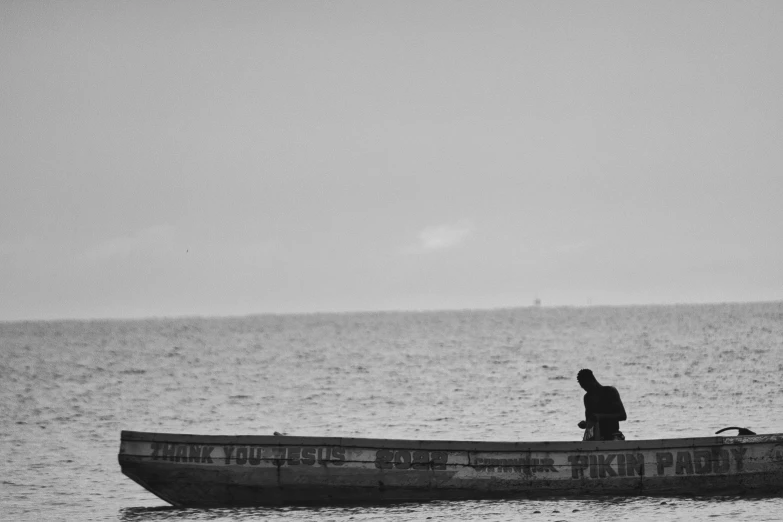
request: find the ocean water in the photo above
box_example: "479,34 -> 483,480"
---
2,302 -> 783,521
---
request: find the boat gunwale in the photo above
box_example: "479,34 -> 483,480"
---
120,430 -> 783,453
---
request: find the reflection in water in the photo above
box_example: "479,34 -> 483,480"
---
118,503 -> 431,521
118,496 -> 783,521
118,505 -> 309,521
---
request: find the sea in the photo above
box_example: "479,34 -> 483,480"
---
2,302 -> 782,521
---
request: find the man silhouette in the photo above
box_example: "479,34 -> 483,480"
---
577,369 -> 627,441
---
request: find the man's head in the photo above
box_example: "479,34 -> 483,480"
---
577,368 -> 599,391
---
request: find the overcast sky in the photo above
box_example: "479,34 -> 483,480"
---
2,1 -> 782,321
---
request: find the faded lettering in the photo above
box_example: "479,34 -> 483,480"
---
412,450 -> 429,470
201,446 -> 214,463
248,447 -> 262,466
150,443 -> 215,464
568,453 -> 645,480
676,451 -> 693,475
475,457 -> 557,475
375,449 -> 449,471
625,453 -> 644,476
288,447 -> 301,466
331,447 -> 346,466
568,455 -> 589,479
394,450 -> 411,470
598,454 -> 617,478
375,449 -> 394,469
162,443 -> 176,460
223,446 -> 234,465
655,448 -> 744,477
236,446 -> 248,466
656,452 -> 673,476
693,450 -> 711,474
150,443 -> 345,467
431,451 -> 448,470
301,447 -> 315,466
731,447 -> 747,471
188,445 -> 201,463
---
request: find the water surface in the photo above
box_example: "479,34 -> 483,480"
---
2,302 -> 782,520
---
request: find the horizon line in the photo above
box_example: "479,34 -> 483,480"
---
2,298 -> 781,325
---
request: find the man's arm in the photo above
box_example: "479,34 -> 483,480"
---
577,394 -> 590,428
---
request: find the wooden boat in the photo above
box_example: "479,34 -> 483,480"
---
119,429 -> 783,506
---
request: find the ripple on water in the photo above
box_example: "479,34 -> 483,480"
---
2,303 -> 783,520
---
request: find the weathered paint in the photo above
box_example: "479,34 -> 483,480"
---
119,430 -> 783,506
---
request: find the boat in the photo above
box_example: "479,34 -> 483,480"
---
119,429 -> 783,506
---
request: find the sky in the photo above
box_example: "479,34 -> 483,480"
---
2,1 -> 782,321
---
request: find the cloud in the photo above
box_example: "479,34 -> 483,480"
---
82,224 -> 176,261
416,222 -> 474,251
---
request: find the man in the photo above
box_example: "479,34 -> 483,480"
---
576,369 -> 627,441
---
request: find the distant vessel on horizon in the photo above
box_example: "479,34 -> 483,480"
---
533,298 -> 541,306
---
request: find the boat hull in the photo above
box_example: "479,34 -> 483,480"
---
119,430 -> 783,506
